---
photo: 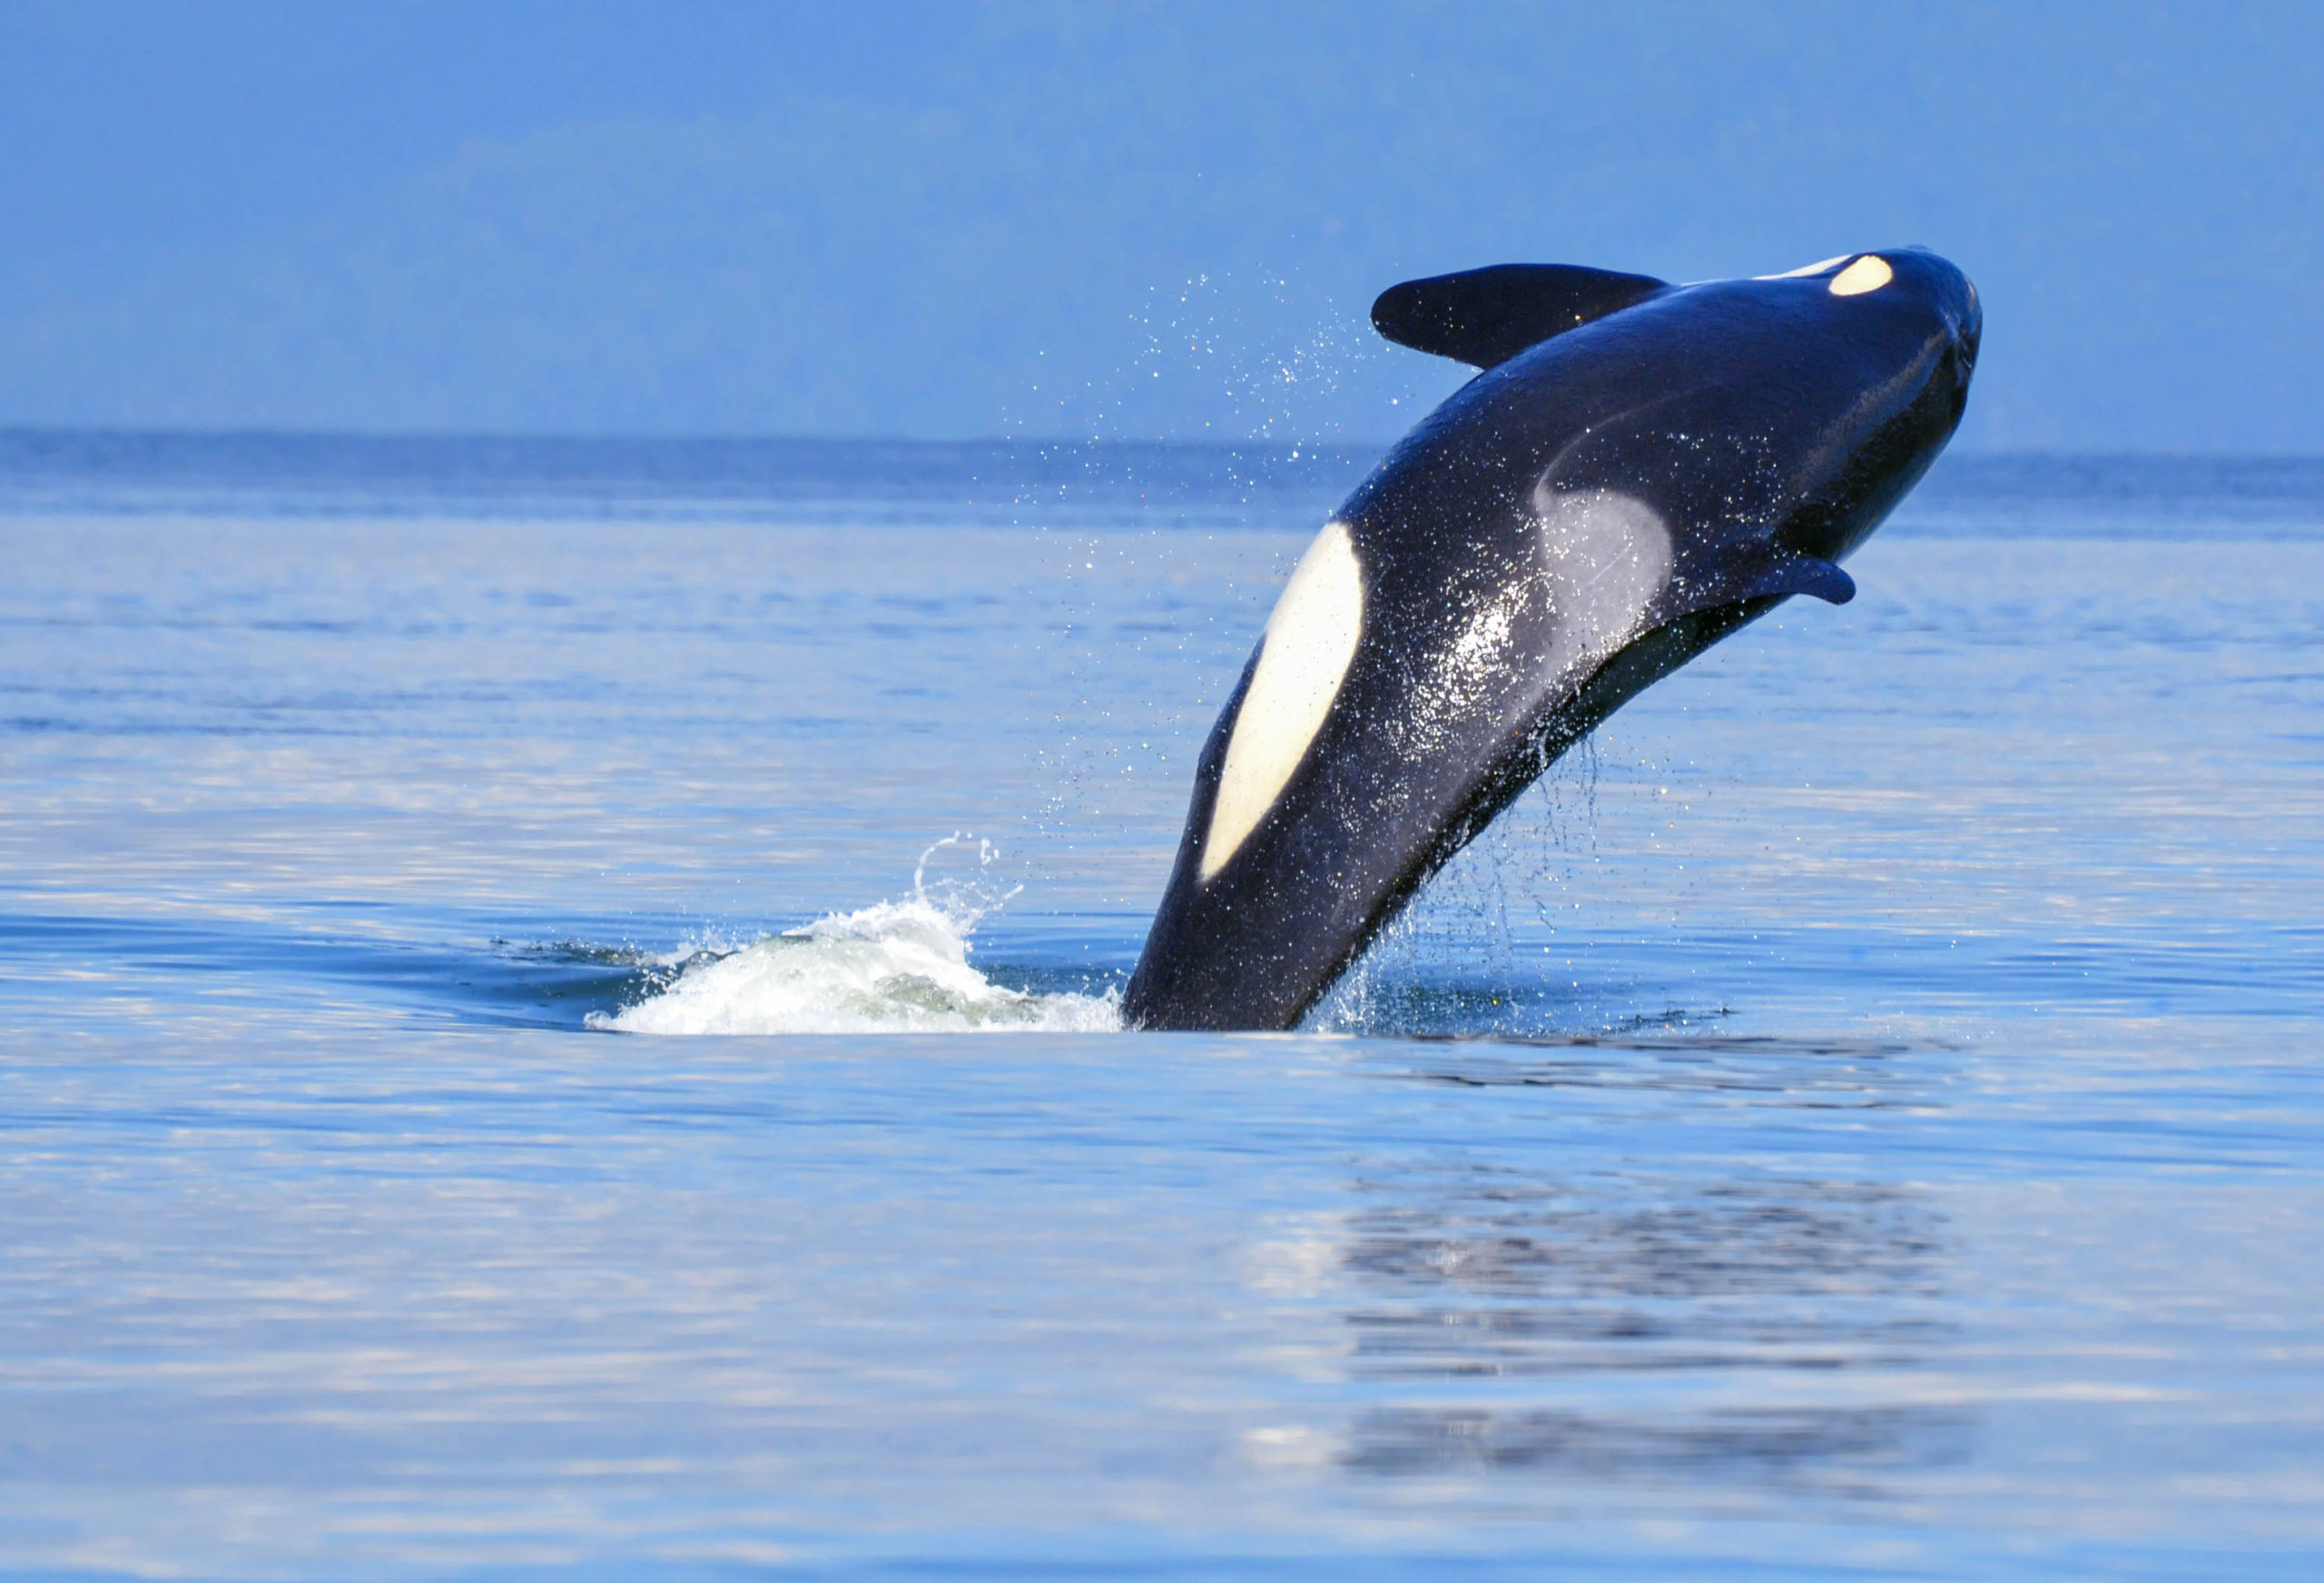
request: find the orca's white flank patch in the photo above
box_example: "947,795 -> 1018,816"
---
1531,488 -> 1674,680
1758,254 -> 1852,280
1828,255 -> 1893,296
1203,520 -> 1364,880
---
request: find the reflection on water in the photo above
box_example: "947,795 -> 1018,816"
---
1346,1402 -> 1971,1485
1328,1048 -> 1965,1495
1393,1034 -> 1936,1097
1342,1173 -> 1945,1331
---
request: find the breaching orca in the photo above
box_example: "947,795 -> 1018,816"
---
1122,248 -> 1980,1031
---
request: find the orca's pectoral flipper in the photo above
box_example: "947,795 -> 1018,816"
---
1663,545 -> 1857,623
1739,553 -> 1856,605
1372,263 -> 1670,369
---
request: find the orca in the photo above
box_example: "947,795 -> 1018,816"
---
1122,248 -> 1980,1031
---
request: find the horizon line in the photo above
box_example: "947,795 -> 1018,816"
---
5,423 -> 2324,464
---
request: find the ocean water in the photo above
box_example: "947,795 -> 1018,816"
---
2,431 -> 2320,1579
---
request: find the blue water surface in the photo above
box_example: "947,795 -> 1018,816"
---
0,435 -> 2319,1579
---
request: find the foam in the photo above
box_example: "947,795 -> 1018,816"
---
592,840 -> 1120,1036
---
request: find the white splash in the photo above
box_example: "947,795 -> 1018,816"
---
592,838 -> 1121,1036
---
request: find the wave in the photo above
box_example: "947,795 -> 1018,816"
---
591,839 -> 1120,1036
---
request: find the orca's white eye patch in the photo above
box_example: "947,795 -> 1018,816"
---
1828,255 -> 1893,296
1202,520 -> 1364,880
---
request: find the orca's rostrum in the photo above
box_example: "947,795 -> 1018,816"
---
1122,249 -> 1981,1030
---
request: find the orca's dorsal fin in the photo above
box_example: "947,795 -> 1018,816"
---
1371,263 -> 1671,369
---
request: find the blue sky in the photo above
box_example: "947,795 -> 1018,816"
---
1,1 -> 2317,449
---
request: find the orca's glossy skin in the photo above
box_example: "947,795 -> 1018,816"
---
1123,248 -> 1980,1031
